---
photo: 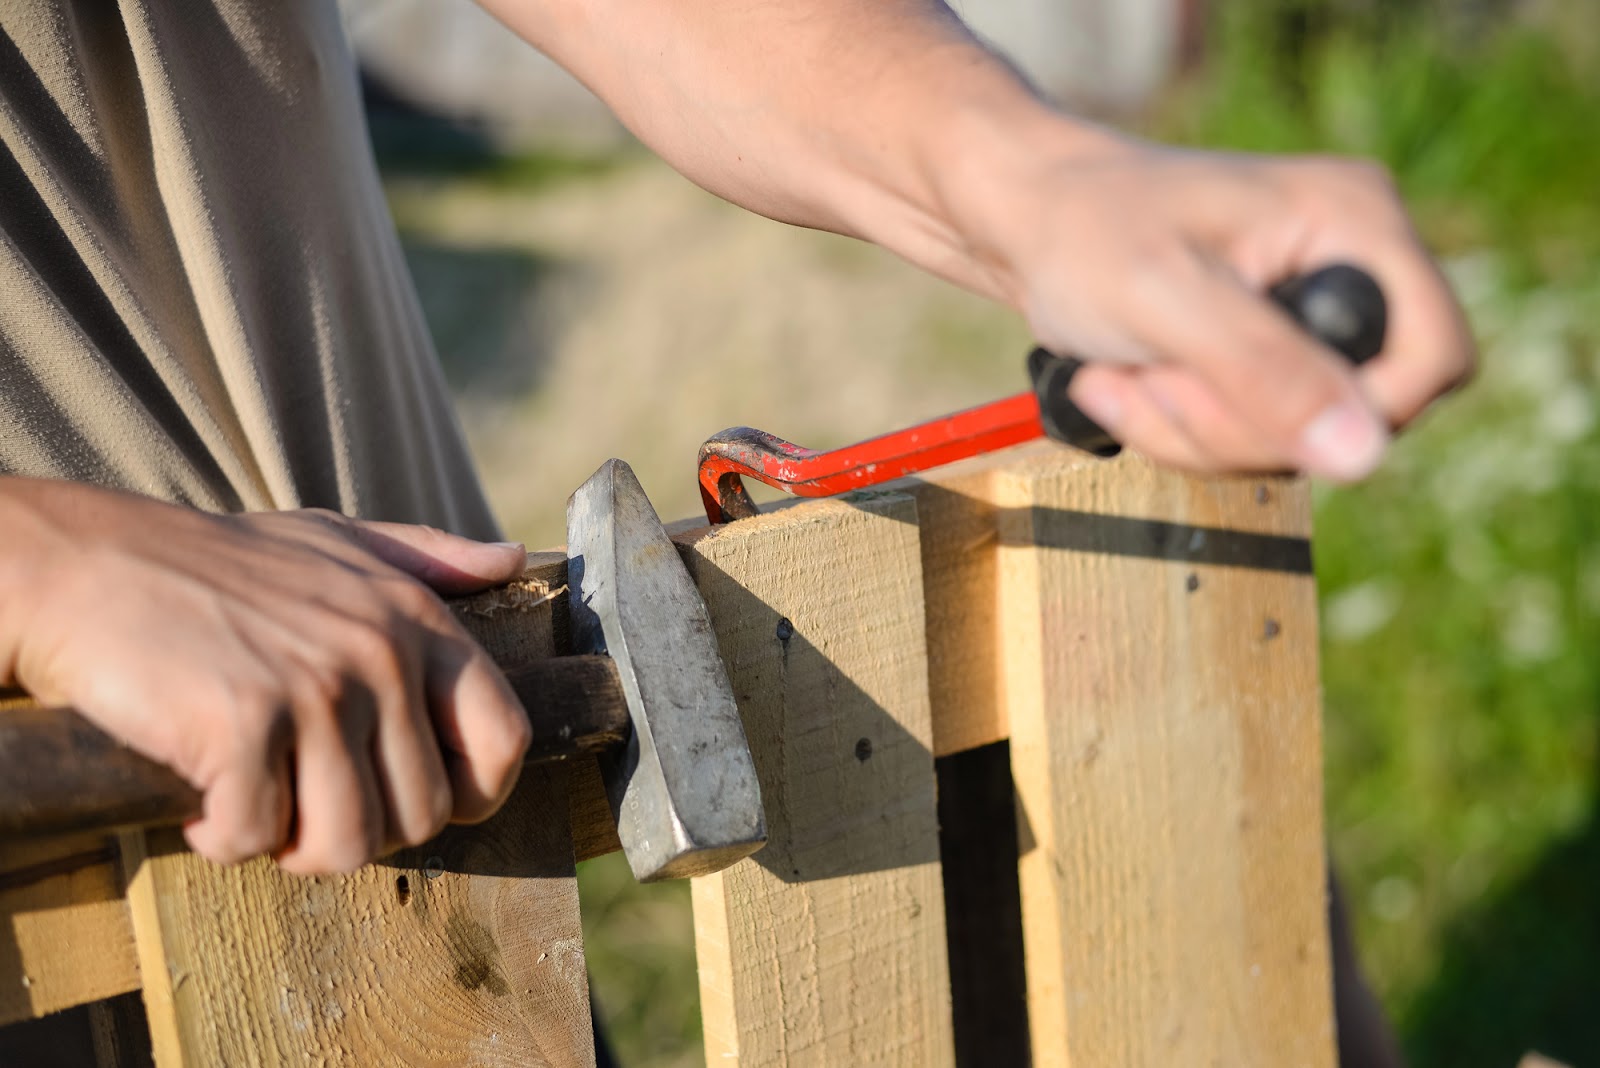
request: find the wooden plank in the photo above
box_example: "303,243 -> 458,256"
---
900,458 -> 1008,758
682,493 -> 956,1068
123,773 -> 591,1067
122,552 -> 595,1068
993,445 -> 1335,1066
567,761 -> 619,863
0,833 -> 139,1025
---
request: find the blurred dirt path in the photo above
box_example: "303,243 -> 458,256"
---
387,157 -> 1031,546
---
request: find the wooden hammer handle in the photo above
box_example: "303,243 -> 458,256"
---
0,655 -> 630,839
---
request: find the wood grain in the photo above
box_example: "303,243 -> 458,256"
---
681,493 -> 956,1068
898,456 -> 1008,758
994,446 -> 1335,1066
452,552 -> 570,664
568,760 -> 620,863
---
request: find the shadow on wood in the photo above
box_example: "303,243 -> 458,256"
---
936,741 -> 1032,1067
681,522 -> 942,884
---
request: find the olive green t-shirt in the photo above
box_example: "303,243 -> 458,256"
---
0,0 -> 499,537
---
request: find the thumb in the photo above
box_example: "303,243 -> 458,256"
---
349,521 -> 526,595
1123,264 -> 1390,481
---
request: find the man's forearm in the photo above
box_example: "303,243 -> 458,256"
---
482,0 -> 1472,483
479,0 -> 1112,305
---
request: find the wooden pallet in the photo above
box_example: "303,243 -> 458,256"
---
0,442 -> 1334,1067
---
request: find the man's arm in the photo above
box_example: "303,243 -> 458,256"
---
0,477 -> 532,873
479,0 -> 1473,480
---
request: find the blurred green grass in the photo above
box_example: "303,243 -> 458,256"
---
379,4 -> 1600,1064
1154,7 -> 1600,1065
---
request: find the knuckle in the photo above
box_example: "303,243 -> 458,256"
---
302,829 -> 379,875
485,680 -> 534,761
405,784 -> 454,847
187,679 -> 292,775
193,791 -> 288,866
388,576 -> 447,622
425,629 -> 483,691
292,658 -> 347,715
428,782 -> 454,834
297,507 -> 352,531
493,719 -> 534,784
301,509 -> 369,550
341,620 -> 409,683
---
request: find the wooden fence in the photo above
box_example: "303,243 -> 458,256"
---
0,441 -> 1334,1066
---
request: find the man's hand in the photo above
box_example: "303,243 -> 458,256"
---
484,0 -> 1473,480
954,138 -> 1476,480
0,479 -> 532,874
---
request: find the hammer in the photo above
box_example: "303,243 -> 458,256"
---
0,459 -> 766,883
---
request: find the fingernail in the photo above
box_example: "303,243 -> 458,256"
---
1301,402 -> 1389,481
491,541 -> 526,553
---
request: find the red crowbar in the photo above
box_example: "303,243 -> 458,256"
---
697,266 -> 1388,524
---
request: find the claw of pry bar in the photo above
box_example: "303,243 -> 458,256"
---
698,391 -> 1050,523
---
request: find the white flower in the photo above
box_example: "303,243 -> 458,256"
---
1324,580 -> 1400,643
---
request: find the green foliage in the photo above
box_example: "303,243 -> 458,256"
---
578,853 -> 704,1068
1316,260 -> 1600,1067
1158,6 -> 1600,281
367,109 -> 628,190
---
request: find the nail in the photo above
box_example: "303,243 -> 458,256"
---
1301,401 -> 1389,481
492,541 -> 526,553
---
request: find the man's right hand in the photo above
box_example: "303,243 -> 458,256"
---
0,478 -> 533,874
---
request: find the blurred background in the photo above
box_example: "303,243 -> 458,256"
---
342,1 -> 1600,1064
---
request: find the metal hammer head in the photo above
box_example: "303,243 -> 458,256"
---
567,459 -> 767,881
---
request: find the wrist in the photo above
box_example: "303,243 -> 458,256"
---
921,101 -> 1146,306
0,479 -> 67,684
